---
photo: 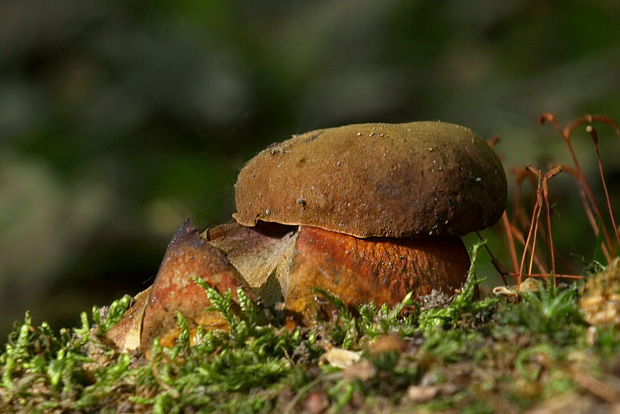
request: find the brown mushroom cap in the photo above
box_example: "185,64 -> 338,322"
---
233,121 -> 507,238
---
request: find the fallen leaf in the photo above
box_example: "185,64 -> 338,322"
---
105,287 -> 150,351
206,221 -> 296,306
106,220 -> 256,354
320,348 -> 361,369
493,277 -> 541,298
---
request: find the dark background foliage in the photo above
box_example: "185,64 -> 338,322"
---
1,0 -> 619,337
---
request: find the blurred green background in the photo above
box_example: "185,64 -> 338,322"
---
1,0 -> 620,337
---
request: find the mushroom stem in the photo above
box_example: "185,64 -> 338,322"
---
208,222 -> 471,325
283,226 -> 471,323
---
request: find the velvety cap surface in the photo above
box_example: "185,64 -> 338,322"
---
233,121 -> 507,238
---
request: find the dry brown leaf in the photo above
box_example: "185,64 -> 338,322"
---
105,287 -> 150,351
106,220 -> 256,353
206,221 -> 296,306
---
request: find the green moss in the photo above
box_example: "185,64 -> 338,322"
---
2,244 -> 620,413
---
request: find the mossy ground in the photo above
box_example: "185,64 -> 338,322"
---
2,243 -> 620,414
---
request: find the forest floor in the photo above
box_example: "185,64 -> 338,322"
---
2,242 -> 620,413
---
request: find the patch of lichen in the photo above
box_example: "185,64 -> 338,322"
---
581,258 -> 620,327
2,248 -> 620,413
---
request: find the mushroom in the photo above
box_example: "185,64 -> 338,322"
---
107,121 -> 506,352
226,121 -> 506,321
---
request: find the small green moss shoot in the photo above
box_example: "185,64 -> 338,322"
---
2,242 -> 620,413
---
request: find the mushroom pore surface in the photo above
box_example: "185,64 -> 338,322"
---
233,121 -> 507,238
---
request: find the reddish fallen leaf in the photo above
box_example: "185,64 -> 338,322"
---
107,220 -> 255,353
105,287 -> 150,351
